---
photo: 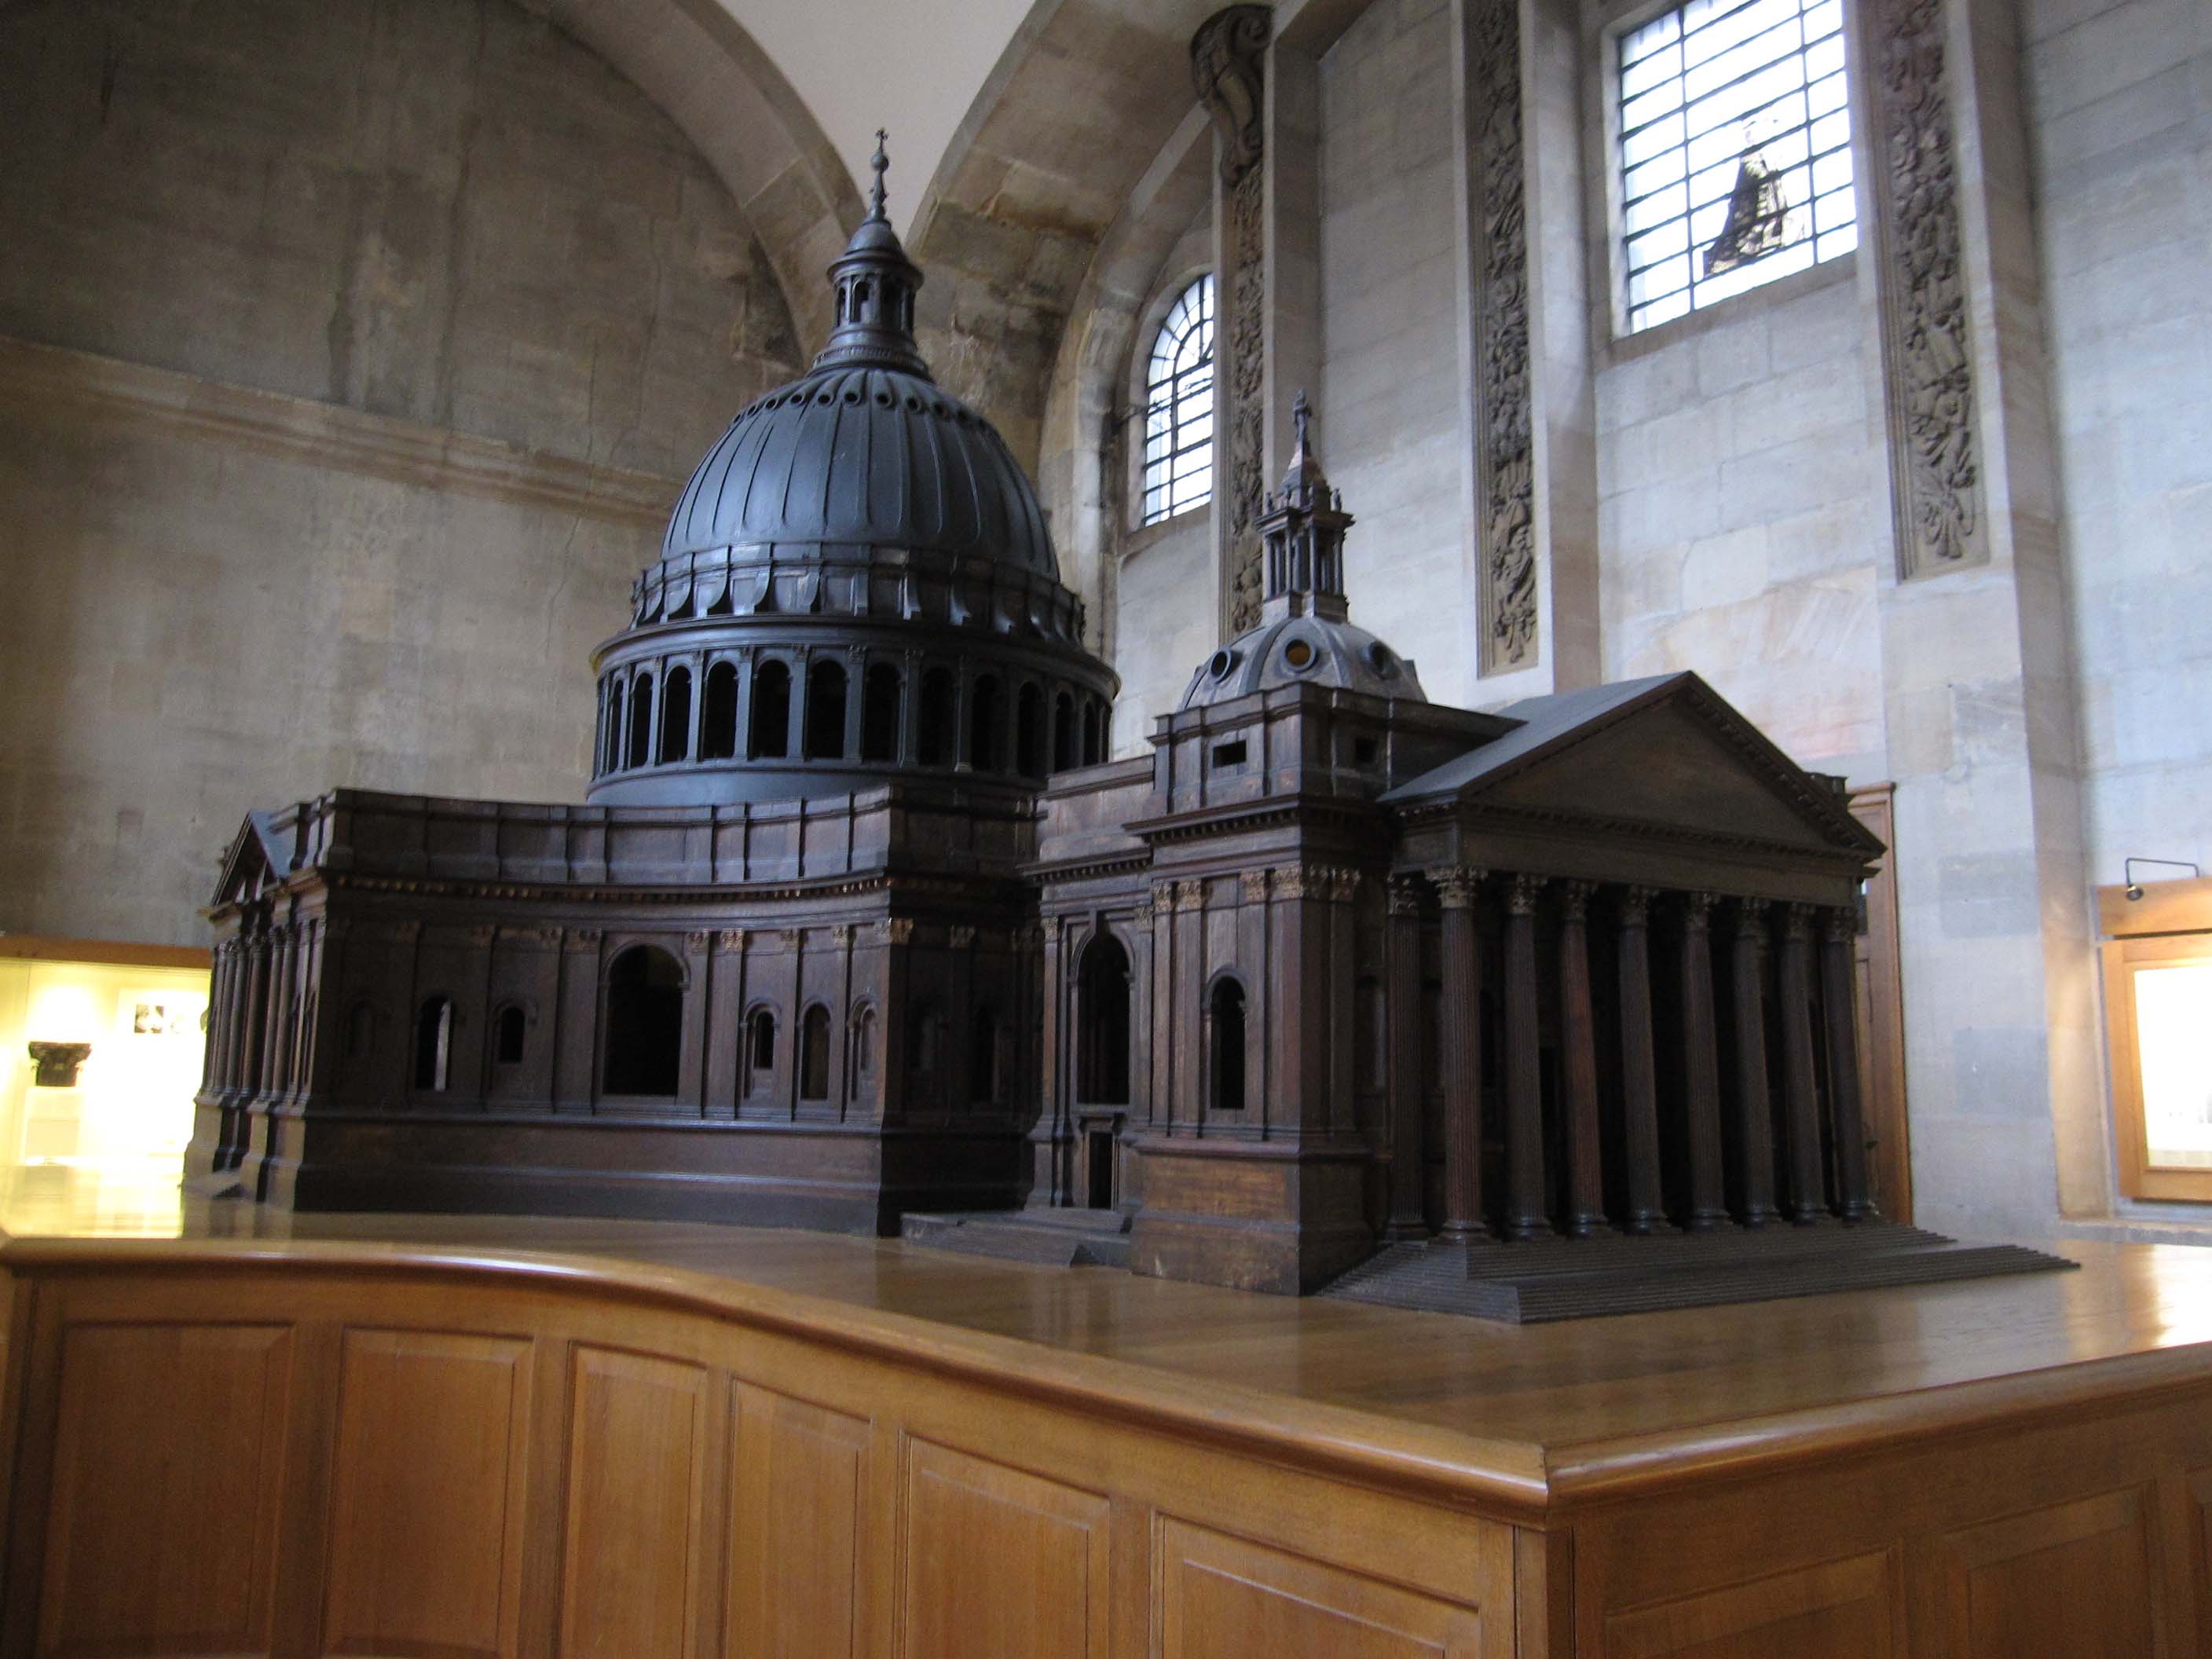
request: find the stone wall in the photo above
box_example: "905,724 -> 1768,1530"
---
1317,0 -> 1476,709
1595,273 -> 1888,782
2030,0 -> 2212,884
0,0 -> 800,945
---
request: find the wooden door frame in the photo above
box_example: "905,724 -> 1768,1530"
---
1849,784 -> 1911,1222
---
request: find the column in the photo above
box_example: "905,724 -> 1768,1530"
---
1503,873 -> 1548,1240
1038,916 -> 1068,1206
1557,880 -> 1605,1236
1729,898 -> 1782,1228
1678,892 -> 1729,1232
1385,877 -> 1427,1238
1432,866 -> 1487,1240
1777,904 -> 1826,1223
1615,887 -> 1667,1232
1821,907 -> 1877,1220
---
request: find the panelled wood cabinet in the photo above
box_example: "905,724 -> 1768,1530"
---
3,1238 -> 2210,1657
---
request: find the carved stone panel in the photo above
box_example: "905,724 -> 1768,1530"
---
1472,0 -> 1535,674
1192,5 -> 1272,636
1868,0 -> 1986,577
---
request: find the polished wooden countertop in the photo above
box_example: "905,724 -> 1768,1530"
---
5,1169 -> 2211,1514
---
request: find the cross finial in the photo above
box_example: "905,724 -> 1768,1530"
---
869,129 -> 890,220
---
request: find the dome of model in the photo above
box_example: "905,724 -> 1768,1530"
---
585,135 -> 1117,812
1180,610 -> 1425,709
660,364 -> 1056,577
1178,390 -> 1426,712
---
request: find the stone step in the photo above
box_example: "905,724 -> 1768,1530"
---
900,1210 -> 1133,1270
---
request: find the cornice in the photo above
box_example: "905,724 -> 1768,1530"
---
0,333 -> 677,528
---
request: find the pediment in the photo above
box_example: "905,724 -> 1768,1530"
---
209,813 -> 283,909
1441,677 -> 1881,857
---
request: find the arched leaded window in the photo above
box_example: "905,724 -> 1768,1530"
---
1141,274 -> 1214,526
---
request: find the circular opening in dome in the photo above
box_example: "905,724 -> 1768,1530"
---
1283,639 -> 1316,672
816,391 -> 833,405
1366,643 -> 1398,678
842,389 -> 861,404
1207,649 -> 1238,681
932,401 -> 948,416
875,391 -> 892,406
905,395 -> 921,411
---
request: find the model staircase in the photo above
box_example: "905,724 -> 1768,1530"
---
1320,1221 -> 2073,1323
900,1207 -> 1135,1269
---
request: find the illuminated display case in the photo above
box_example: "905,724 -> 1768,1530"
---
0,937 -> 209,1167
2097,880 -> 2212,1203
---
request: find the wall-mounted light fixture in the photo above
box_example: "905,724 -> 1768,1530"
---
2125,858 -> 2203,902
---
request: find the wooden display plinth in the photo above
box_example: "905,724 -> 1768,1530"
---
1,1207 -> 2207,1655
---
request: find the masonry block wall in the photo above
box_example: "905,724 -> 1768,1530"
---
2030,0 -> 2212,886
0,0 -> 800,943
1320,0 -> 1474,709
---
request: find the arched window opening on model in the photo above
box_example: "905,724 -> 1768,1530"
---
969,675 -> 1002,771
749,661 -> 792,760
700,661 -> 739,760
1052,691 -> 1075,772
494,1005 -> 526,1067
916,668 -> 953,765
861,664 -> 901,762
805,660 -> 848,760
658,666 -> 692,764
626,672 -> 654,769
970,1006 -> 1000,1104
745,1007 -> 775,1095
602,945 -> 683,1097
1207,977 -> 1246,1115
1016,683 -> 1043,778
1077,932 -> 1131,1106
799,1005 -> 833,1101
413,996 -> 452,1093
602,680 -> 624,773
848,1003 -> 876,1101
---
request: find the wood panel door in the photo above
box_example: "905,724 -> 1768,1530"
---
1158,1520 -> 1485,1658
320,1328 -> 533,1658
1914,1488 -> 2161,1657
1850,784 -> 1910,1221
31,1322 -> 294,1658
559,1346 -> 718,1659
899,1441 -> 1111,1659
1600,1552 -> 1896,1658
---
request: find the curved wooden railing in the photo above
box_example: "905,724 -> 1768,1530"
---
2,1231 -> 2210,1656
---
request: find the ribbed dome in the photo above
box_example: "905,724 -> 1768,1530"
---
1180,610 -> 1426,709
661,365 -> 1057,577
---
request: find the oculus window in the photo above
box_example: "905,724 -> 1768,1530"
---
1617,0 -> 1857,332
1141,275 -> 1215,525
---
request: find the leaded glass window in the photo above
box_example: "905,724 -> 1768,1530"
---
1617,0 -> 1857,332
1141,275 -> 1214,526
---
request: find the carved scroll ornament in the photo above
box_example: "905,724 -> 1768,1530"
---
1873,0 -> 1984,576
1192,5 -> 1272,637
1472,0 -> 1536,672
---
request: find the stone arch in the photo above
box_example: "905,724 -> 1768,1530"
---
516,0 -> 863,353
906,0 -> 1229,474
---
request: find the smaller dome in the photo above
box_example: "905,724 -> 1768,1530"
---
1179,610 -> 1426,709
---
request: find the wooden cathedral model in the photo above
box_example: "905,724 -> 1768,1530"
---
192,148 -> 2062,1317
